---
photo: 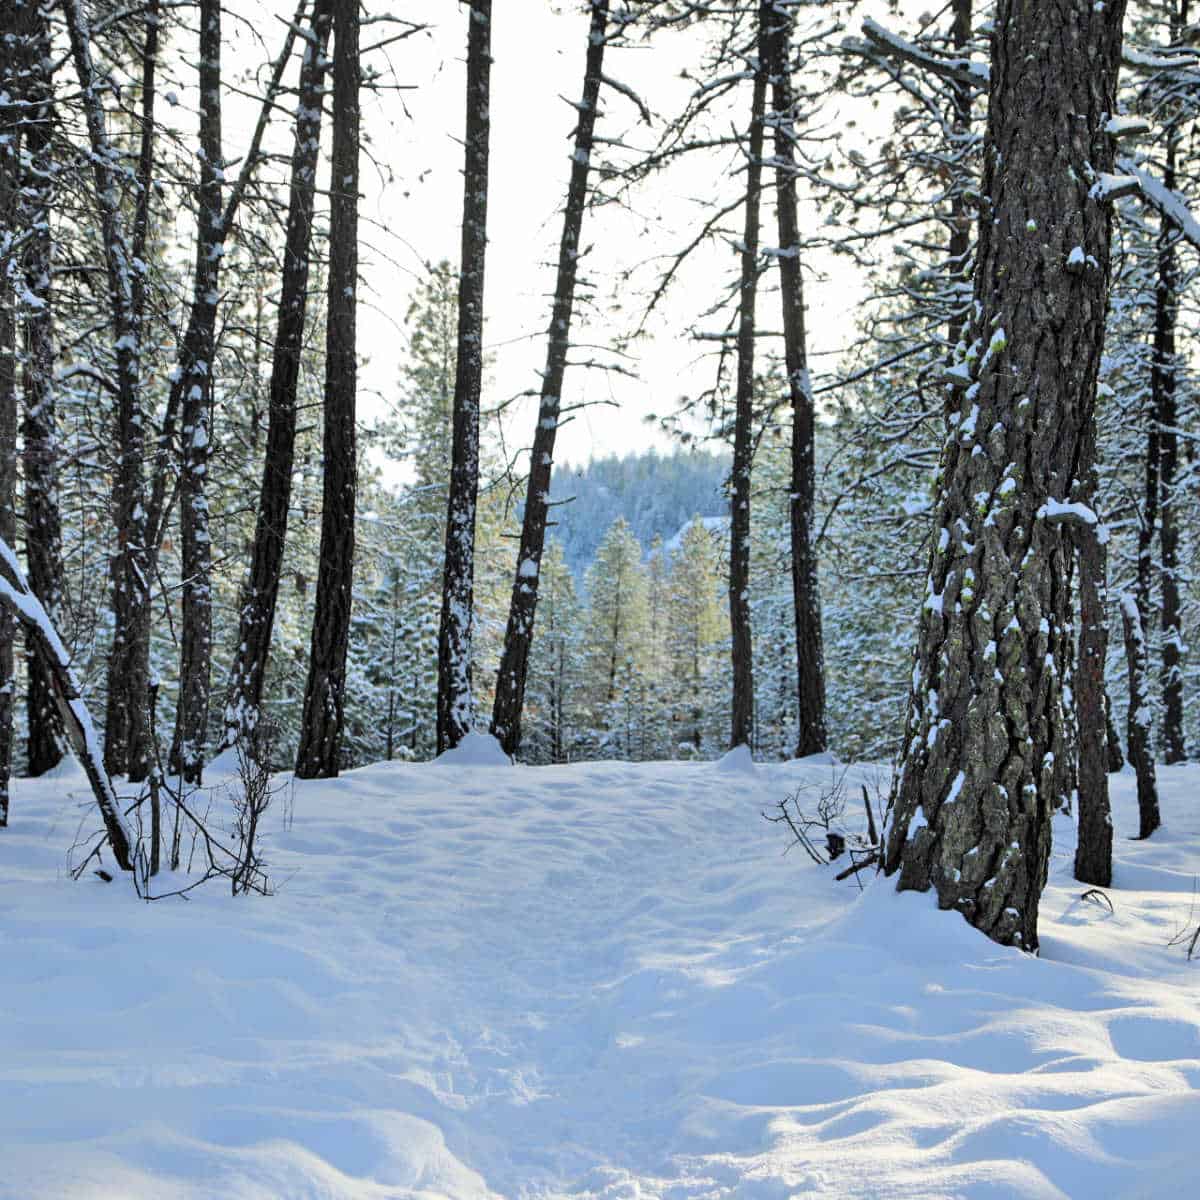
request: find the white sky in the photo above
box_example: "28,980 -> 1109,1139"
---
349,0 -> 882,467
213,1 -> 901,467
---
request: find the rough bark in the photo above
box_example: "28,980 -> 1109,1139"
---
166,0 -> 223,782
763,0 -> 826,756
223,0 -> 333,750
1,3 -> 22,817
944,0 -> 974,355
62,0 -> 153,783
295,0 -> 360,779
0,264 -> 15,826
728,16 -> 767,751
437,0 -> 491,753
1155,44 -> 1185,762
19,0 -> 65,776
103,0 -> 159,785
882,0 -> 1127,950
1105,689 -> 1124,772
1121,593 -> 1161,838
1072,436 -> 1112,886
490,0 -> 608,757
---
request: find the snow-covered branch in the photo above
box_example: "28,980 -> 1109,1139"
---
849,19 -> 988,89
1116,156 -> 1200,250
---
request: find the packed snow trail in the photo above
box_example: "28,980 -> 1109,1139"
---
1,752 -> 1198,1198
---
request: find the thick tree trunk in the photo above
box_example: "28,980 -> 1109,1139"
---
763,1 -> 826,756
490,0 -> 608,757
63,0 -> 153,784
1121,593 -> 1161,838
296,0 -> 360,779
223,0 -> 332,751
17,0 -> 65,776
167,0 -> 223,782
437,0 -> 492,753
729,16 -> 767,751
1072,439 -> 1112,885
882,0 -> 1127,950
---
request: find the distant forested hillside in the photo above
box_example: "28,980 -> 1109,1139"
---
546,449 -> 730,580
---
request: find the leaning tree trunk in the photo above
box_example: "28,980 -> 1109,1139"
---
63,0 -> 153,783
1072,430 -> 1112,887
18,0 -> 65,776
0,536 -> 134,870
295,0 -> 360,779
437,0 -> 492,753
223,0 -> 333,751
1121,593 -> 1161,838
168,0 -> 224,783
490,0 -> 608,757
882,0 -> 1127,950
728,19 -> 767,752
763,0 -> 826,756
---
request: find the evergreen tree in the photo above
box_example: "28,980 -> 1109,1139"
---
883,0 -> 1128,950
665,517 -> 725,757
522,541 -> 584,763
583,517 -> 649,758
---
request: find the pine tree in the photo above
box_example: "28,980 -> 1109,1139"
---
296,0 -> 360,779
583,517 -> 649,758
883,0 -> 1128,950
666,517 -> 725,756
439,0 -> 492,753
523,541 -> 584,763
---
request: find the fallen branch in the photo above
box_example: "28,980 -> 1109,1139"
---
1080,888 -> 1114,914
834,851 -> 879,882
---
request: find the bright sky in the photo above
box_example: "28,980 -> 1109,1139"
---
350,0 -> 877,467
211,1 -> 900,468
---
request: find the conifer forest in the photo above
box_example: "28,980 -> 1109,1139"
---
2,2 -> 1200,1196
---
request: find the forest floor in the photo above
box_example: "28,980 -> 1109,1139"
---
2,743 -> 1199,1198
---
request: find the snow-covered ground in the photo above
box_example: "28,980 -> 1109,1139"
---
2,749 -> 1198,1198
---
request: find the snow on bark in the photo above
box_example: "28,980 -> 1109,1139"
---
223,0 -> 333,754
491,0 -> 609,758
0,537 -> 133,870
437,0 -> 491,755
883,0 -> 1128,950
296,0 -> 360,779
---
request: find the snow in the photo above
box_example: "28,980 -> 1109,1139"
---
715,742 -> 756,774
1104,115 -> 1150,137
1118,155 -> 1200,250
1039,498 -> 1099,525
1089,173 -> 1141,201
432,729 -> 511,766
1,757 -> 1199,1198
